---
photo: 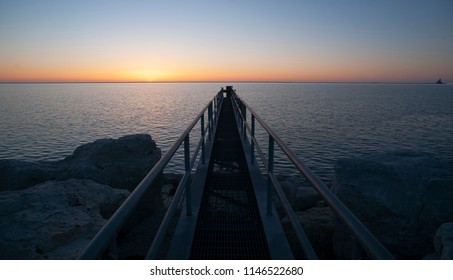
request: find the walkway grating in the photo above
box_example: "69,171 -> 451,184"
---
189,97 -> 271,259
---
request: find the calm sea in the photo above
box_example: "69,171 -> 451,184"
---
1,83 -> 452,182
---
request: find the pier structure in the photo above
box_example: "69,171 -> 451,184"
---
79,86 -> 393,260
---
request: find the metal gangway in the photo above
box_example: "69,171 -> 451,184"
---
79,86 -> 394,260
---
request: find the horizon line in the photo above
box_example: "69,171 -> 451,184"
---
0,80 -> 447,85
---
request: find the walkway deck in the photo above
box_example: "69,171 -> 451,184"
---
167,90 -> 292,259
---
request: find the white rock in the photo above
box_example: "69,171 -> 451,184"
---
332,150 -> 453,259
280,176 -> 320,211
0,179 -> 129,259
61,134 -> 161,191
0,160 -> 59,191
0,134 -> 162,192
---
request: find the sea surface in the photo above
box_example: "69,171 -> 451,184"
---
1,83 -> 452,182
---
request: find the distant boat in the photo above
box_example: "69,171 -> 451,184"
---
436,78 -> 445,84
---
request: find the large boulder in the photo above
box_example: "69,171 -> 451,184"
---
60,134 -> 161,191
0,160 -> 59,191
0,134 -> 161,192
0,179 -> 129,259
280,176 -> 321,211
432,222 -> 453,259
332,150 -> 453,259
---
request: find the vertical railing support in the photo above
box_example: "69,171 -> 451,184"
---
242,104 -> 247,137
201,113 -> 205,164
267,136 -> 274,215
213,98 -> 217,123
238,99 -> 244,135
208,102 -> 213,142
184,135 -> 192,216
251,115 -> 255,164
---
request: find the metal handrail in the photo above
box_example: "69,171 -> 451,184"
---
230,91 -> 394,260
79,91 -> 223,260
231,94 -> 318,259
146,94 -> 224,259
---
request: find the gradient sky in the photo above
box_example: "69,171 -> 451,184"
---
1,0 -> 452,83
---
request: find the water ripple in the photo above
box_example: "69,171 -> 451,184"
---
1,83 -> 453,180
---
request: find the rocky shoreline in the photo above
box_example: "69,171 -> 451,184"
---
1,135 -> 452,259
279,150 -> 453,259
0,134 -> 163,259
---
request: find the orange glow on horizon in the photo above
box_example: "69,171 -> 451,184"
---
0,43 -> 449,84
0,63 -> 447,84
2,1 -> 452,85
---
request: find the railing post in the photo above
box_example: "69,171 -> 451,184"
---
216,93 -> 221,118
201,112 -> 205,164
267,136 -> 274,215
236,98 -> 243,133
216,92 -> 219,108
213,98 -> 217,123
251,115 -> 255,164
208,102 -> 213,142
214,98 -> 220,121
242,105 -> 247,137
214,102 -> 217,123
184,135 -> 192,216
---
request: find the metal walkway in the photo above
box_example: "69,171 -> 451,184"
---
165,88 -> 291,259
189,96 -> 270,259
190,95 -> 270,259
79,86 -> 394,260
